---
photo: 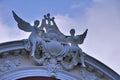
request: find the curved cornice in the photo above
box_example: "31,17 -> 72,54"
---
0,40 -> 27,53
85,54 -> 120,80
0,40 -> 119,80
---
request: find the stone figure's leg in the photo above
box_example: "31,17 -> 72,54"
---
72,51 -> 78,66
79,49 -> 86,67
31,42 -> 36,57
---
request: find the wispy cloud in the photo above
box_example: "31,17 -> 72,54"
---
84,0 -> 120,74
55,14 -> 87,35
0,18 -> 30,43
55,0 -> 120,74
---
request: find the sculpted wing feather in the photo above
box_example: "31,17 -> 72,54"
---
76,29 -> 88,44
12,11 -> 33,32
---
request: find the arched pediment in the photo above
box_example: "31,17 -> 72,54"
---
0,40 -> 119,80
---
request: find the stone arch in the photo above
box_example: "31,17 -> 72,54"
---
0,66 -> 80,80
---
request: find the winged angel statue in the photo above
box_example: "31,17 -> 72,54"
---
12,11 -> 88,70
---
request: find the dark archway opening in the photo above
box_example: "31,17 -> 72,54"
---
17,76 -> 60,80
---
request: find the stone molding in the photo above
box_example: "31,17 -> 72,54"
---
0,40 -> 119,80
0,66 -> 80,80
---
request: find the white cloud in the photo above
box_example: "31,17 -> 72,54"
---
55,0 -> 120,74
0,19 -> 30,43
85,0 -> 120,74
55,14 -> 88,35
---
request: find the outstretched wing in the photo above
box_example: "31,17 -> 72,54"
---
12,11 -> 33,32
76,29 -> 88,44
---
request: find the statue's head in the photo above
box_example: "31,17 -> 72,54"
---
34,20 -> 40,26
47,13 -> 50,17
70,28 -> 75,36
52,17 -> 55,20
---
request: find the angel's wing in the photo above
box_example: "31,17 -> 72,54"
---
12,11 -> 33,32
76,29 -> 88,44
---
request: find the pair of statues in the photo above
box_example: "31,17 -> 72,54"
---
12,11 -> 88,69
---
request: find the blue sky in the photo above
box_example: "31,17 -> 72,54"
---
0,0 -> 120,74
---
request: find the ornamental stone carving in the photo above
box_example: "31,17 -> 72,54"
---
0,53 -> 22,72
12,11 -> 88,71
0,11 -> 119,80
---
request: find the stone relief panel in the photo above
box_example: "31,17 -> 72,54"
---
0,53 -> 20,72
70,65 -> 111,80
0,50 -> 28,74
0,49 -> 110,80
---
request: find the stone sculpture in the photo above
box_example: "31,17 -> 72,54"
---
12,11 -> 45,57
40,13 -> 66,41
12,11 -> 88,71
